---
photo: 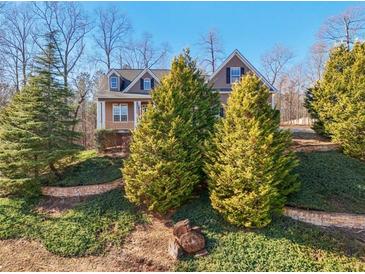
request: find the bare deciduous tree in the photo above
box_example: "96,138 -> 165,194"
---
33,2 -> 90,87
198,29 -> 224,73
94,7 -> 130,70
121,33 -> 170,69
72,72 -> 93,136
261,44 -> 295,87
318,6 -> 365,50
278,65 -> 311,125
0,67 -> 15,108
306,42 -> 328,84
0,3 -> 35,90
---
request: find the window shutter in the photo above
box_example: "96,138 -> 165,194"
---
240,67 -> 245,76
140,79 -> 144,90
151,78 -> 155,89
226,67 -> 230,84
121,79 -> 125,91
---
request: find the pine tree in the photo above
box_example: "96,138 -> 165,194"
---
304,85 -> 328,137
0,33 -> 80,195
123,50 -> 220,213
308,43 -> 365,160
205,74 -> 299,228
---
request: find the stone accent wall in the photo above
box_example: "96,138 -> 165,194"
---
283,206 -> 365,229
41,179 -> 123,198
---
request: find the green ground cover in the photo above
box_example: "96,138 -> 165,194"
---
288,151 -> 365,213
0,189 -> 143,257
45,150 -> 123,187
173,193 -> 365,272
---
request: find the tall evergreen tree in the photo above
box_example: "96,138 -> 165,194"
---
308,43 -> 365,160
205,74 -> 299,228
0,33 -> 80,195
304,85 -> 328,137
123,50 -> 220,213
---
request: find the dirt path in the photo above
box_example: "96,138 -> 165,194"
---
0,217 -> 174,272
282,126 -> 339,152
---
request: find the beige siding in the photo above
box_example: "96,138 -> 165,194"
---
210,55 -> 251,90
219,93 -> 229,105
103,99 -> 151,130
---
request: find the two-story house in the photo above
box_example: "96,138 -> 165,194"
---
96,49 -> 277,132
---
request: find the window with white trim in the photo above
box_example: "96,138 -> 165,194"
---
143,78 -> 151,90
230,67 -> 241,83
110,76 -> 118,89
113,104 -> 128,122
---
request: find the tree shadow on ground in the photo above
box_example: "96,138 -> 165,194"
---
0,189 -> 145,257
45,156 -> 123,187
172,191 -> 365,270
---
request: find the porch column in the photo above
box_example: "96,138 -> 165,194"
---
133,101 -> 141,128
97,100 -> 105,129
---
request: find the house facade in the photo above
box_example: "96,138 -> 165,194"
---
96,50 -> 277,131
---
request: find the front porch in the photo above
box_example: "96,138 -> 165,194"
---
97,99 -> 150,131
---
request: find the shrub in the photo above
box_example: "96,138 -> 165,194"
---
95,129 -> 118,152
123,50 -> 220,214
205,74 -> 299,228
308,43 -> 365,160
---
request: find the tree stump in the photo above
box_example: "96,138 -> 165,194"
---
173,219 -> 190,238
169,218 -> 208,258
179,231 -> 205,254
168,238 -> 182,259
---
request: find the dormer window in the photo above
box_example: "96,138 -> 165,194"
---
143,78 -> 151,90
110,76 -> 118,89
230,67 -> 241,83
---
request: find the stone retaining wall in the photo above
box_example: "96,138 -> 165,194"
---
283,206 -> 365,229
41,179 -> 123,198
292,144 -> 339,153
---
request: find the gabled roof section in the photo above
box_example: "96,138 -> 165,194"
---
107,69 -> 122,77
122,68 -> 164,93
210,49 -> 277,93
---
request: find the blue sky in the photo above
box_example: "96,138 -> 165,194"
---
83,1 -> 365,70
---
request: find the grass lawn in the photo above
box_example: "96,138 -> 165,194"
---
0,189 -> 143,257
173,193 -> 365,272
287,151 -> 365,213
45,150 -> 123,187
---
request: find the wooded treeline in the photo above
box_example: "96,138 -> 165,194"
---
1,2 -> 364,147
0,2 -> 171,148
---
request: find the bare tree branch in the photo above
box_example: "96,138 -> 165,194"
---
261,44 -> 295,87
93,7 -> 130,70
33,2 -> 91,87
198,29 -> 224,73
0,3 -> 35,90
120,32 -> 170,69
305,42 -> 328,84
318,6 -> 365,50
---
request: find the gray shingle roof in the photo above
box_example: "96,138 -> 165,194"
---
113,69 -> 170,82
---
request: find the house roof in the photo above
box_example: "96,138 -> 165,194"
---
122,68 -> 167,93
102,50 -> 276,97
209,49 -> 277,93
109,68 -> 170,83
